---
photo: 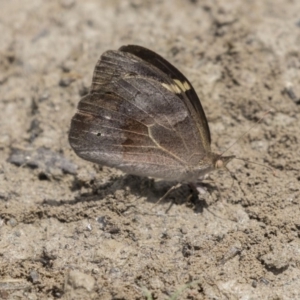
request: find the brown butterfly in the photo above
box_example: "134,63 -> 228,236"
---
69,45 -> 234,190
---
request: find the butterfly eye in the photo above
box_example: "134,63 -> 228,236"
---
215,159 -> 224,169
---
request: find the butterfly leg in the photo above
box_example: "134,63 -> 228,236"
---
152,183 -> 182,209
188,182 -> 207,195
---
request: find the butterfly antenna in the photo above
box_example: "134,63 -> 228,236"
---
220,110 -> 278,176
234,157 -> 278,176
225,166 -> 237,189
220,110 -> 271,157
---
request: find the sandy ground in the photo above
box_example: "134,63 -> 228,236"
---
1,0 -> 300,299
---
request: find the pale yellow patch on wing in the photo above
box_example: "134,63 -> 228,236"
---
173,79 -> 191,92
161,83 -> 181,94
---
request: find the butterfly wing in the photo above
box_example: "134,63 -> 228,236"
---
119,45 -> 211,145
69,46 -> 211,181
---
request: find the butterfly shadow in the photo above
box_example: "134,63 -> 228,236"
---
61,173 -> 153,206
54,173 -> 218,215
121,175 -> 219,214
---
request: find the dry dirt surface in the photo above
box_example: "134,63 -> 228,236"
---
1,1 -> 300,299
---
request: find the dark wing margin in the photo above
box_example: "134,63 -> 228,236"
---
119,44 -> 211,144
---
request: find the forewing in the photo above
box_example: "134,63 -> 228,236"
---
69,48 -> 209,180
119,45 -> 211,146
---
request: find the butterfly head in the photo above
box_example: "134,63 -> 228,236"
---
214,154 -> 235,171
193,153 -> 235,181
